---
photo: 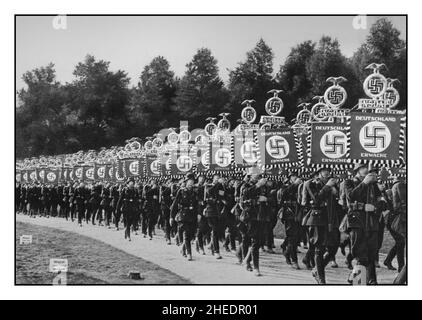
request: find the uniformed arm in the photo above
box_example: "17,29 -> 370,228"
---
391,183 -> 401,211
301,180 -> 311,206
170,189 -> 182,219
116,188 -> 125,212
315,184 -> 334,203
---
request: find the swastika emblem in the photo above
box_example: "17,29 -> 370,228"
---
129,161 -> 139,175
46,172 -> 56,182
75,168 -> 83,179
86,168 -> 94,179
265,97 -> 284,116
214,148 -> 231,167
176,155 -> 193,172
241,106 -> 257,124
363,74 -> 387,98
320,130 -> 347,159
266,136 -> 289,159
240,141 -> 257,164
97,167 -> 105,178
359,121 -> 391,153
383,87 -> 400,109
150,160 -> 160,175
324,86 -> 347,108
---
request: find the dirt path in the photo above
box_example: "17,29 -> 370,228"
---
16,214 -> 399,284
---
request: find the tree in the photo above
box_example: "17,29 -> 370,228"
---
275,40 -> 316,120
227,39 -> 275,117
69,55 -> 131,149
306,36 -> 360,108
351,18 -> 407,108
128,56 -> 177,137
174,48 -> 228,130
16,63 -> 69,158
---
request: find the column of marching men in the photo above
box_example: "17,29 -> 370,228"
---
15,163 -> 407,284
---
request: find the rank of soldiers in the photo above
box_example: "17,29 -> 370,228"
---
15,163 -> 407,284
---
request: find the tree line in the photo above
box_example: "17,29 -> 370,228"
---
16,18 -> 406,158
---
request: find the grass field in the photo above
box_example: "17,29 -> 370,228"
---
16,222 -> 190,285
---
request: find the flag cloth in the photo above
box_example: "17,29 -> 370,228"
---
309,122 -> 351,167
257,128 -> 300,168
349,112 -> 404,165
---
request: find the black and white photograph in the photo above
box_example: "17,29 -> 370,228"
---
13,13 -> 408,287
3,0 -> 421,303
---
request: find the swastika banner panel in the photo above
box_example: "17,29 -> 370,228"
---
146,154 -> 160,178
233,130 -> 258,169
45,169 -> 59,185
209,137 -> 233,172
309,123 -> 350,166
94,165 -> 106,181
350,112 -> 403,164
124,159 -> 141,177
171,146 -> 194,176
257,128 -> 300,168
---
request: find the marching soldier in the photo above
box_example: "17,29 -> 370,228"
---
170,173 -> 199,261
302,167 -> 338,284
160,179 -> 173,245
118,178 -> 140,241
384,177 -> 406,272
344,164 -> 386,285
265,179 -> 278,254
222,178 -> 237,253
74,181 -> 89,227
203,174 -> 224,259
143,179 -> 160,240
195,175 -> 209,255
278,172 -> 302,269
110,183 -> 121,230
235,174 -> 251,264
101,182 -> 113,228
242,174 -> 269,276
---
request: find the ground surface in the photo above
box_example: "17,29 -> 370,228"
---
16,214 -> 400,285
16,221 -> 189,285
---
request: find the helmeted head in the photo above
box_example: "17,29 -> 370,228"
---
354,163 -> 368,178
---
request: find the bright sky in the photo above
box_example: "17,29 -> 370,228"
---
16,15 -> 406,90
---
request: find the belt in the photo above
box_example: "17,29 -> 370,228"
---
350,202 -> 365,210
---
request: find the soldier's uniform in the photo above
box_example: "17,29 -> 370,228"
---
100,184 -> 112,227
118,183 -> 140,241
49,185 -> 59,217
344,168 -> 385,285
88,184 -> 102,225
110,184 -> 121,229
143,183 -> 160,239
160,183 -> 173,244
235,179 -> 251,264
222,181 -> 237,252
302,174 -> 335,284
195,180 -> 209,254
170,183 -> 198,260
74,184 -> 89,226
384,180 -> 406,272
241,179 -> 270,275
265,181 -> 278,253
204,181 -> 224,257
279,180 -> 301,267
